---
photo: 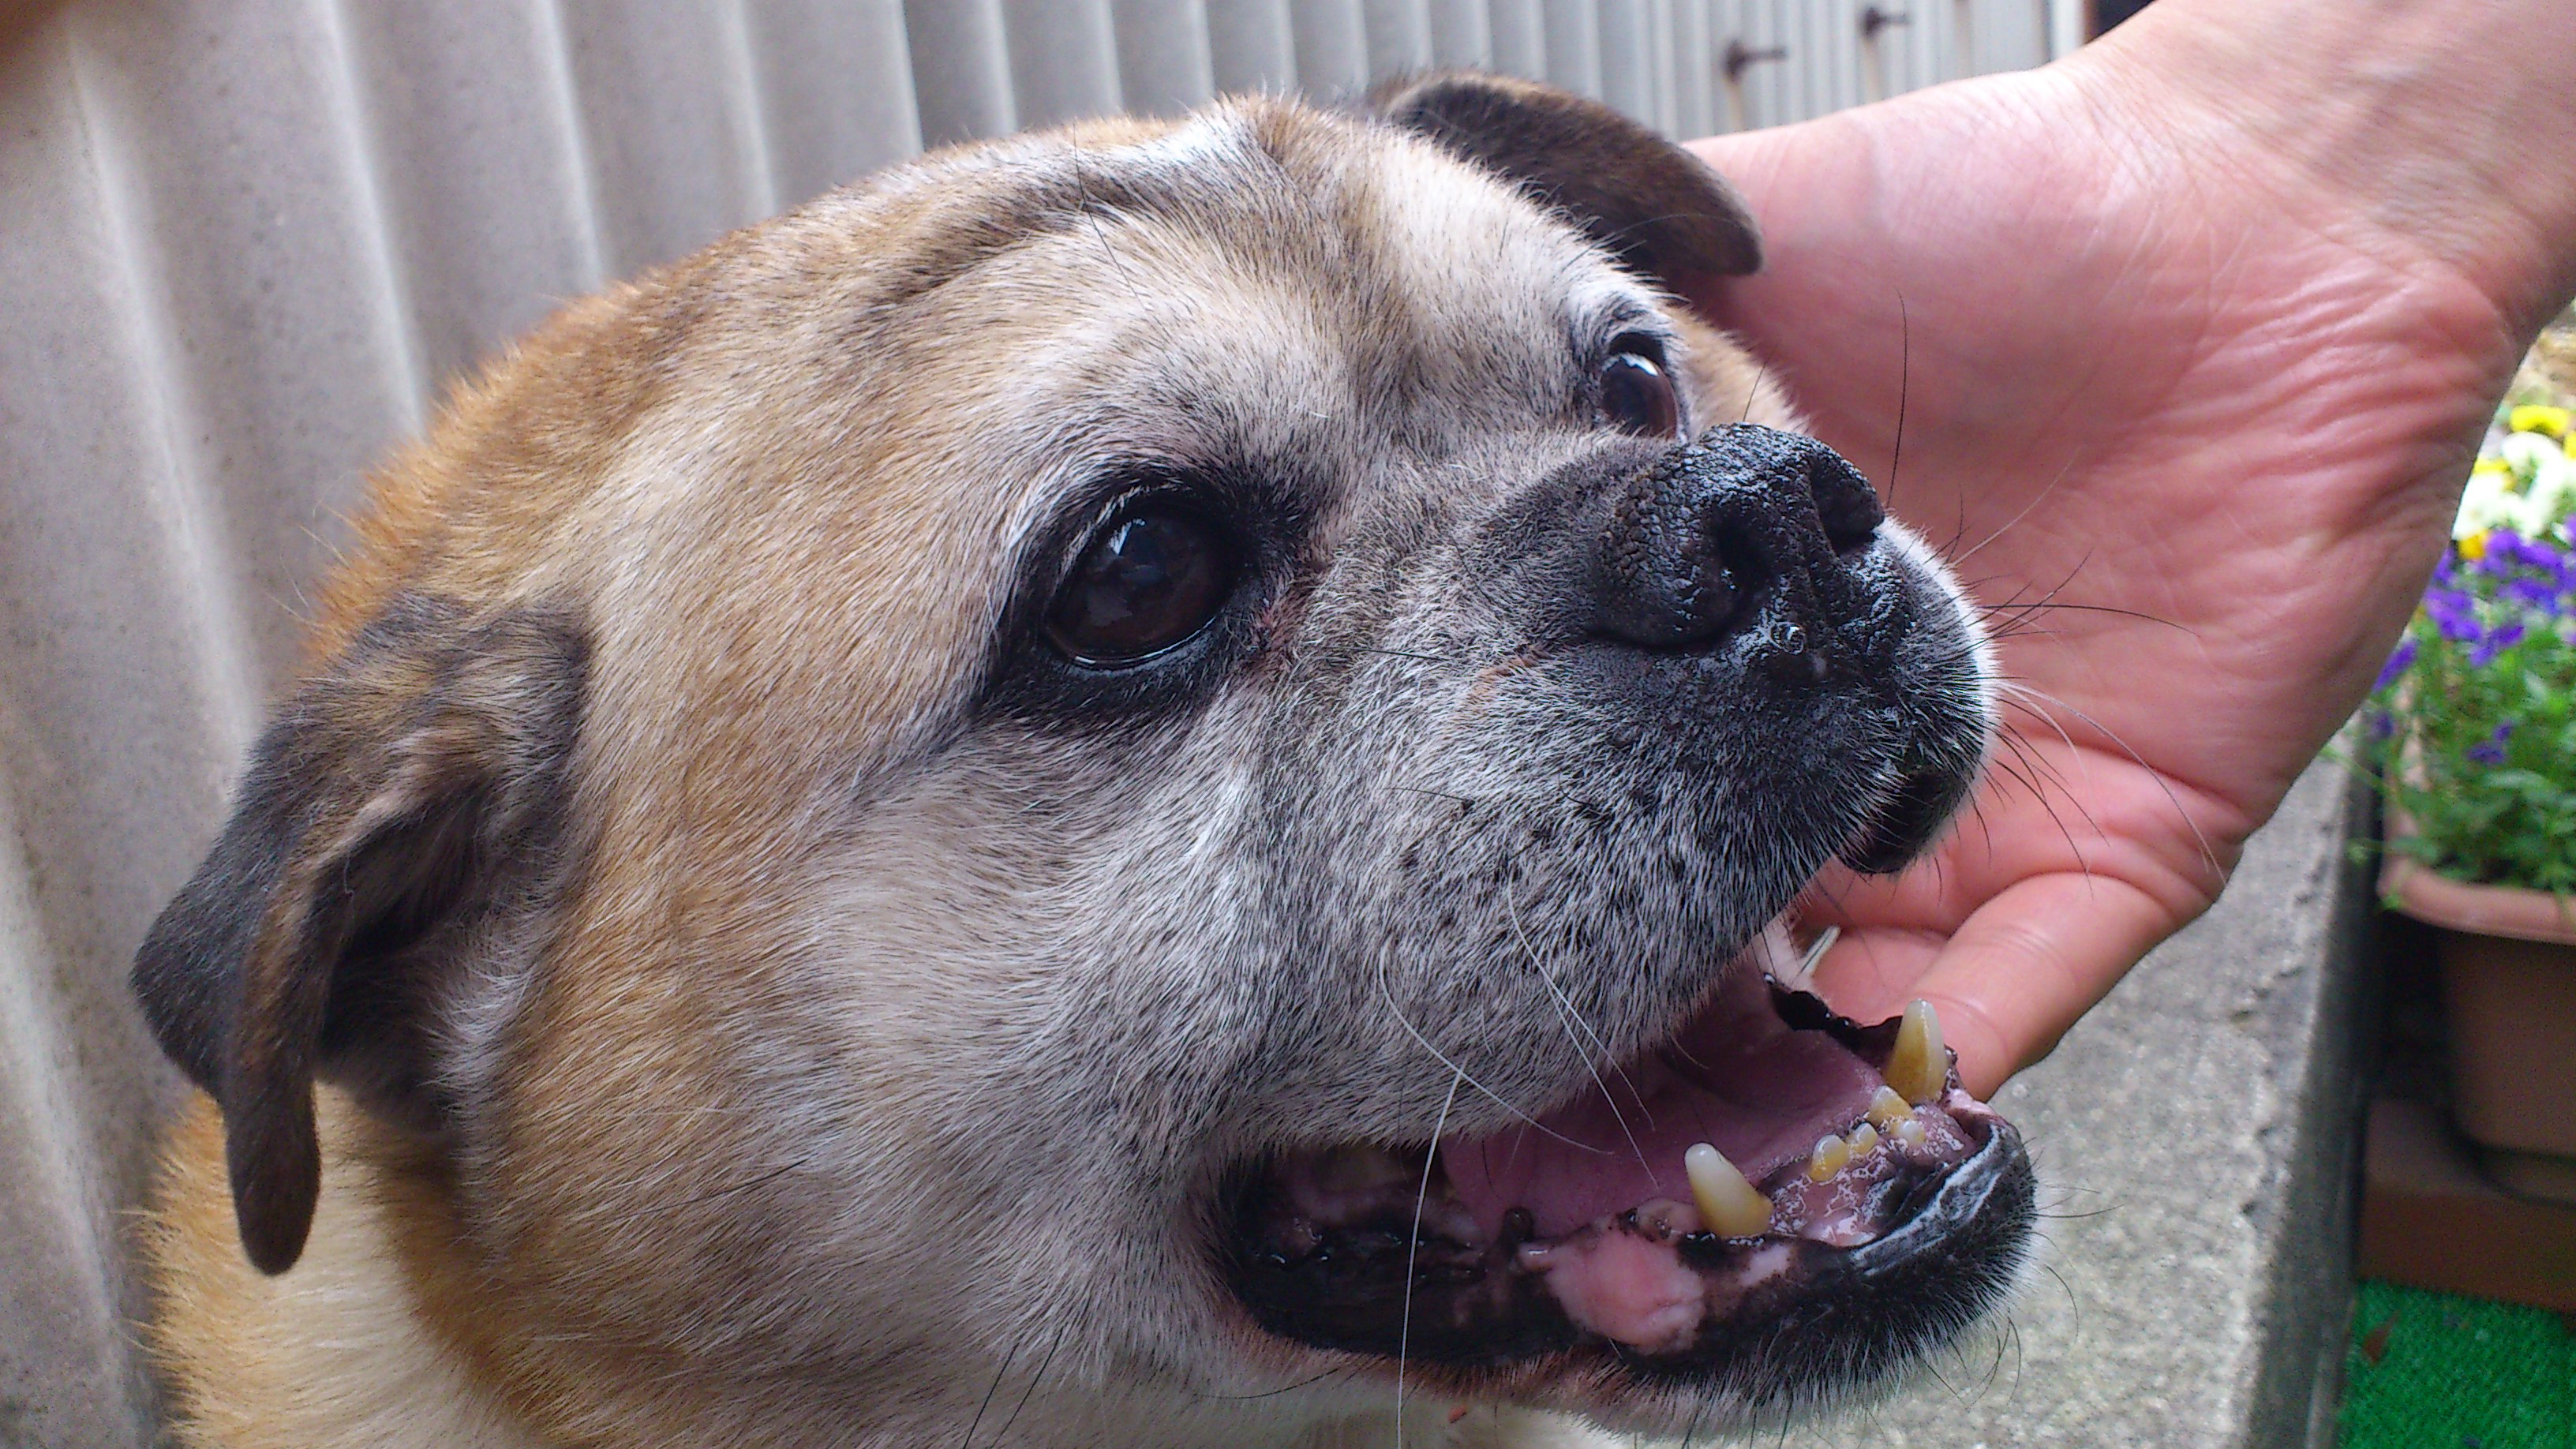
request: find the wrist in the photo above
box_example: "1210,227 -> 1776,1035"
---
2076,0 -> 2576,338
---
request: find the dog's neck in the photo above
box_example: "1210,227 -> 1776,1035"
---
143,1095 -> 551,1449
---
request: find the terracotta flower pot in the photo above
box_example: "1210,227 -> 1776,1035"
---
2380,848 -> 2576,1205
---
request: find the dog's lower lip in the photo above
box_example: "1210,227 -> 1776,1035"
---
1839,761 -> 1970,875
1219,969 -> 2035,1384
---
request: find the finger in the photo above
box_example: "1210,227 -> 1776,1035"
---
1682,131 -> 1799,213
1676,128 -> 1827,331
1814,870 -> 2192,1098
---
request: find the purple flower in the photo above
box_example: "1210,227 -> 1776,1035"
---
2502,531 -> 2574,573
2425,587 -> 2481,642
2469,620 -> 2528,667
2466,721 -> 2515,765
2372,638 -> 2419,692
2489,531 -> 2576,597
2368,709 -> 2397,739
2501,575 -> 2565,613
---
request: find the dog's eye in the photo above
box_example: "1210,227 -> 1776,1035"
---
1045,509 -> 1235,665
1599,346 -> 1680,438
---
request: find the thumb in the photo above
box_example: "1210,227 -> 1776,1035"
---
1811,871 -> 2188,1097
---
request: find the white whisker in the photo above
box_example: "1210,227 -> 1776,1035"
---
1395,1069 -> 1463,1449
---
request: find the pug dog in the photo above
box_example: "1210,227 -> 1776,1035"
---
129,73 -> 2032,1449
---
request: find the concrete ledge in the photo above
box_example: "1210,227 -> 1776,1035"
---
1785,756 -> 2375,1449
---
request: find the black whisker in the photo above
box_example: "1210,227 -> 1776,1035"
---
1990,725 -> 2098,874
2042,1260 -> 2080,1318
672,1160 -> 802,1213
1196,1366 -> 1357,1402
1069,160 -> 1145,303
1676,1394 -> 1709,1449
992,1317 -> 1070,1443
1360,646 -> 1455,664
1987,601 -> 2191,631
957,1331 -> 1024,1449
2009,680 -> 2221,876
1953,451 -> 2081,566
1886,294 -> 1910,511
1988,721 -> 2062,792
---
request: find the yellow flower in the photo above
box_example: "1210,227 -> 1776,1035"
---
2459,530 -> 2488,561
2509,404 -> 2571,439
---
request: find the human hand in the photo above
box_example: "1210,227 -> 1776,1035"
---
1686,0 -> 2576,1095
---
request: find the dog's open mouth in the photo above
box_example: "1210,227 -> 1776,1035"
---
1222,945 -> 2034,1395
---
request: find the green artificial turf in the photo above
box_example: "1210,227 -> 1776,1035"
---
2338,1279 -> 2574,1448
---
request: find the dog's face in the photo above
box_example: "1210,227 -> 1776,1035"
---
134,78 -> 2031,1445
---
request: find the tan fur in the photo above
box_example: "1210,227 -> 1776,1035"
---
134,89 -> 1823,1449
142,1095 -> 547,1449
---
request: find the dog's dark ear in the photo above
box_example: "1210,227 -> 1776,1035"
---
1372,71 -> 1761,287
132,597 -> 586,1274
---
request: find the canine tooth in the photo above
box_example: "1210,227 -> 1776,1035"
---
1865,1085 -> 1911,1130
1893,1118 -> 1928,1148
1847,1121 -> 1879,1155
1683,1143 -> 1773,1237
1806,1134 -> 1852,1181
1884,999 -> 1947,1106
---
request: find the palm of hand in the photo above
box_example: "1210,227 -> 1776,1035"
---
1689,66 -> 2518,1091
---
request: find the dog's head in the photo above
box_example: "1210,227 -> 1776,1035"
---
133,77 -> 2030,1443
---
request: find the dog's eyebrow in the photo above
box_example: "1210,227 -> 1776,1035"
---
1563,294 -> 1674,369
1582,295 -> 1664,342
875,174 -> 1165,313
874,131 -> 1262,316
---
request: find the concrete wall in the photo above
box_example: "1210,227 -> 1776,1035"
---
0,2 -> 2054,1443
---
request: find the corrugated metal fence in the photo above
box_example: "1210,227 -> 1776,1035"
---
0,2 -> 2054,1442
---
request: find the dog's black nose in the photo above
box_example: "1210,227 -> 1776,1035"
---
1593,424 -> 1884,653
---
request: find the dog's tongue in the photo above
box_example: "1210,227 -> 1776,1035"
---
1437,959 -> 1885,1241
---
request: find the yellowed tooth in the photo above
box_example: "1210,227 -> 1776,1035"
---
1864,1084 -> 1911,1130
1884,999 -> 1947,1106
1683,1143 -> 1773,1237
1807,1133 -> 1852,1182
1847,1121 -> 1879,1155
1893,1118 -> 1928,1148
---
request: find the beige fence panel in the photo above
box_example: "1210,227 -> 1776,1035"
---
1207,0 -> 1301,92
0,2 -> 2055,1442
1117,0 -> 1222,114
